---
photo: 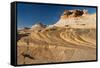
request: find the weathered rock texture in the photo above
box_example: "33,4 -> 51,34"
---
54,9 -> 96,28
17,9 -> 96,65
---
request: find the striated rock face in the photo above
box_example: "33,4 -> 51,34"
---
54,9 -> 96,28
17,9 -> 96,65
17,28 -> 96,65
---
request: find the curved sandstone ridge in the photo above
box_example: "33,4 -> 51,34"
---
17,9 -> 96,65
17,27 -> 96,64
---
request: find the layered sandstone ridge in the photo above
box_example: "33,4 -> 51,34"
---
54,9 -> 96,28
17,9 -> 96,65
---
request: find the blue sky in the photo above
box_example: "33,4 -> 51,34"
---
17,3 -> 96,28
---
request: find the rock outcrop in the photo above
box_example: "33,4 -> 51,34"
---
61,9 -> 88,19
17,9 -> 96,65
54,9 -> 96,28
30,22 -> 46,32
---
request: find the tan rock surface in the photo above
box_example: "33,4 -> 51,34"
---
17,9 -> 96,65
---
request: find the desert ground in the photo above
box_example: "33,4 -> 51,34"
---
17,9 -> 96,65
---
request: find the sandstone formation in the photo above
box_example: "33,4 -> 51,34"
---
61,9 -> 88,18
17,9 -> 96,65
54,9 -> 96,28
31,22 -> 46,31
